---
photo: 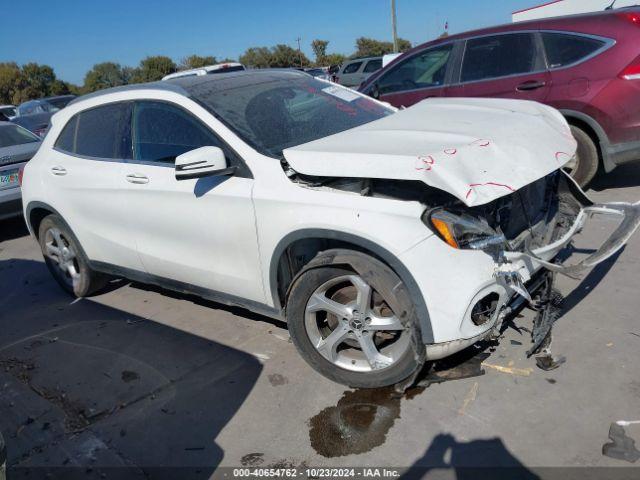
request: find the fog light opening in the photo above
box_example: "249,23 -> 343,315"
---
471,293 -> 500,326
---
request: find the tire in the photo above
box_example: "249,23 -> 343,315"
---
566,125 -> 599,188
38,214 -> 109,297
287,260 -> 424,388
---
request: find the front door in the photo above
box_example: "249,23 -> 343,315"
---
121,100 -> 265,303
375,43 -> 455,108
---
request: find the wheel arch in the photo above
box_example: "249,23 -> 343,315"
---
25,201 -> 59,239
560,109 -> 614,172
269,229 -> 434,344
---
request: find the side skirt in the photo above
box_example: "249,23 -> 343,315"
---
90,261 -> 285,322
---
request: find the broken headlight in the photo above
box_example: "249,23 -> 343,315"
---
426,208 -> 507,250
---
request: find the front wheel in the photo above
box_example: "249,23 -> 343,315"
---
287,262 -> 423,388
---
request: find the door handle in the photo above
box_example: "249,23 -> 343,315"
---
126,173 -> 149,184
516,80 -> 547,92
50,166 -> 67,176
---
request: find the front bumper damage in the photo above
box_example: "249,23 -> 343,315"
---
496,182 -> 640,364
522,202 -> 640,277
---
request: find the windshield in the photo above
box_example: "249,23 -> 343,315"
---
0,107 -> 16,118
187,74 -> 394,157
0,124 -> 40,147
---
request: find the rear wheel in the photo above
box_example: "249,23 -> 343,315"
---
38,215 -> 108,297
287,263 -> 423,388
565,125 -> 599,188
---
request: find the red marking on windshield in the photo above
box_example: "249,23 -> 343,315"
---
470,139 -> 490,147
555,151 -> 571,162
444,148 -> 457,155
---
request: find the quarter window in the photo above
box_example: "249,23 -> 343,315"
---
342,62 -> 363,74
132,101 -> 221,164
542,33 -> 606,69
461,33 -> 539,83
377,44 -> 452,95
54,102 -> 132,159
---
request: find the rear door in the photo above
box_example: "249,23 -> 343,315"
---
374,43 -> 455,107
45,102 -> 142,269
457,32 -> 551,102
361,58 -> 383,84
338,61 -> 364,87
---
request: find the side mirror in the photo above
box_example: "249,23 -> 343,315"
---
175,146 -> 235,180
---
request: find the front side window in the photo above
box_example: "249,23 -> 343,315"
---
186,74 -> 394,158
461,33 -> 538,83
0,124 -> 40,147
377,44 -> 453,95
132,101 -> 221,164
343,62 -> 363,74
363,59 -> 382,73
542,32 -> 606,69
54,102 -> 132,159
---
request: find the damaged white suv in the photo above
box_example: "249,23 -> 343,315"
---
20,71 -> 640,388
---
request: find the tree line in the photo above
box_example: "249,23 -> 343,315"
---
0,37 -> 412,105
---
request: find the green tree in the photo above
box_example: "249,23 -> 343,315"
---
239,47 -> 273,68
50,79 -> 72,96
270,44 -> 310,68
179,54 -> 217,70
83,62 -> 130,93
311,39 -> 329,65
323,53 -> 347,68
131,56 -> 176,83
21,63 -> 56,97
0,62 -> 24,104
354,37 -> 411,57
240,45 -> 310,69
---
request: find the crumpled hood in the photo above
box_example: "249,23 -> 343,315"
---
283,97 -> 577,207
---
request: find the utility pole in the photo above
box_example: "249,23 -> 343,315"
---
296,37 -> 303,68
391,0 -> 399,53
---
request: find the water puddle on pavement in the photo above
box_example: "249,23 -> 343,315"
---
308,351 -> 488,457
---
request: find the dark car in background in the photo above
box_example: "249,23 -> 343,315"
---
360,8 -> 640,186
0,122 -> 41,220
12,95 -> 75,137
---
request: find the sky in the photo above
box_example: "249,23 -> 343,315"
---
0,0 -> 541,85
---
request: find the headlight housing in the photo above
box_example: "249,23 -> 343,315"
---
425,208 -> 507,250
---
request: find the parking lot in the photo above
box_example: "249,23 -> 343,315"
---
0,162 -> 638,478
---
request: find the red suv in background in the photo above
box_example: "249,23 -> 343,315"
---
359,8 -> 640,186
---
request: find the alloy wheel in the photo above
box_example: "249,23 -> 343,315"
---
304,275 -> 410,372
44,227 -> 81,290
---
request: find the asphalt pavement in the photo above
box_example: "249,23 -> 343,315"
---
1,164 -> 640,479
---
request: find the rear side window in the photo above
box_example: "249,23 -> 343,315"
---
132,101 -> 221,164
542,33 -> 606,69
55,102 -> 132,159
378,44 -> 453,95
363,59 -> 382,73
462,33 -> 539,83
343,62 -> 362,74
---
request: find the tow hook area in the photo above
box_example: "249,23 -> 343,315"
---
493,263 -> 566,371
494,262 -> 532,304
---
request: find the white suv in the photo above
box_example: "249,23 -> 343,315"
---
20,70 -> 640,388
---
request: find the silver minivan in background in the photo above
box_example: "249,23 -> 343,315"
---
335,56 -> 383,88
